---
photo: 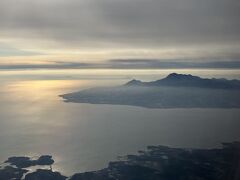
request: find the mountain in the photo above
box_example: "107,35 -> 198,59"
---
126,73 -> 240,89
61,73 -> 240,108
125,79 -> 142,86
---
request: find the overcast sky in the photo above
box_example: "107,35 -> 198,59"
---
0,0 -> 240,68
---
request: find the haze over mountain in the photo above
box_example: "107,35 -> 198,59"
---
61,73 -> 240,108
126,73 -> 240,89
1,0 -> 240,179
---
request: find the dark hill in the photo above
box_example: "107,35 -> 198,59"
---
61,73 -> 240,108
126,73 -> 240,89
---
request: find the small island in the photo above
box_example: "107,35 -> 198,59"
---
5,155 -> 54,168
0,142 -> 239,180
60,73 -> 240,108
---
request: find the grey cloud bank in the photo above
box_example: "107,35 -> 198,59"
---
0,59 -> 240,70
0,0 -> 240,49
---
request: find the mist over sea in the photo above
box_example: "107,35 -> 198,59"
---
0,69 -> 240,175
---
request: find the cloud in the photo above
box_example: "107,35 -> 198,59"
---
0,61 -> 91,70
0,43 -> 43,57
1,59 -> 240,70
0,0 -> 239,51
107,59 -> 240,69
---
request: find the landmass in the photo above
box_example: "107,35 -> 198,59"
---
0,142 -> 239,179
5,155 -> 54,168
125,73 -> 240,89
60,73 -> 240,108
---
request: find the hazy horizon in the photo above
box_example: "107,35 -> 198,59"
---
0,69 -> 240,176
1,0 -> 240,179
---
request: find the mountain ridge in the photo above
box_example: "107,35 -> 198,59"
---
125,73 -> 240,89
60,73 -> 240,108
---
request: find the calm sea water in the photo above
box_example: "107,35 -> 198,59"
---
0,69 -> 240,175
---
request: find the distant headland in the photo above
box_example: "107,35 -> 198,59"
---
125,73 -> 240,89
60,73 -> 240,108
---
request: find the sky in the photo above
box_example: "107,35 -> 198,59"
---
0,0 -> 240,69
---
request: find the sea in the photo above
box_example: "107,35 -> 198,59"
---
0,68 -> 240,175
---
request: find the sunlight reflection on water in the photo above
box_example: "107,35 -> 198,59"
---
0,69 -> 239,175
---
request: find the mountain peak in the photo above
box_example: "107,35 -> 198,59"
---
125,79 -> 142,86
165,73 -> 200,81
124,73 -> 240,89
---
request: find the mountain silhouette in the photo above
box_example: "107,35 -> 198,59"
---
126,73 -> 240,89
61,73 -> 240,108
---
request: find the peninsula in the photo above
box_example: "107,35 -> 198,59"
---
60,73 -> 240,108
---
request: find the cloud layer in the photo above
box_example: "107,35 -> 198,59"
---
1,59 -> 240,70
0,0 -> 240,62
